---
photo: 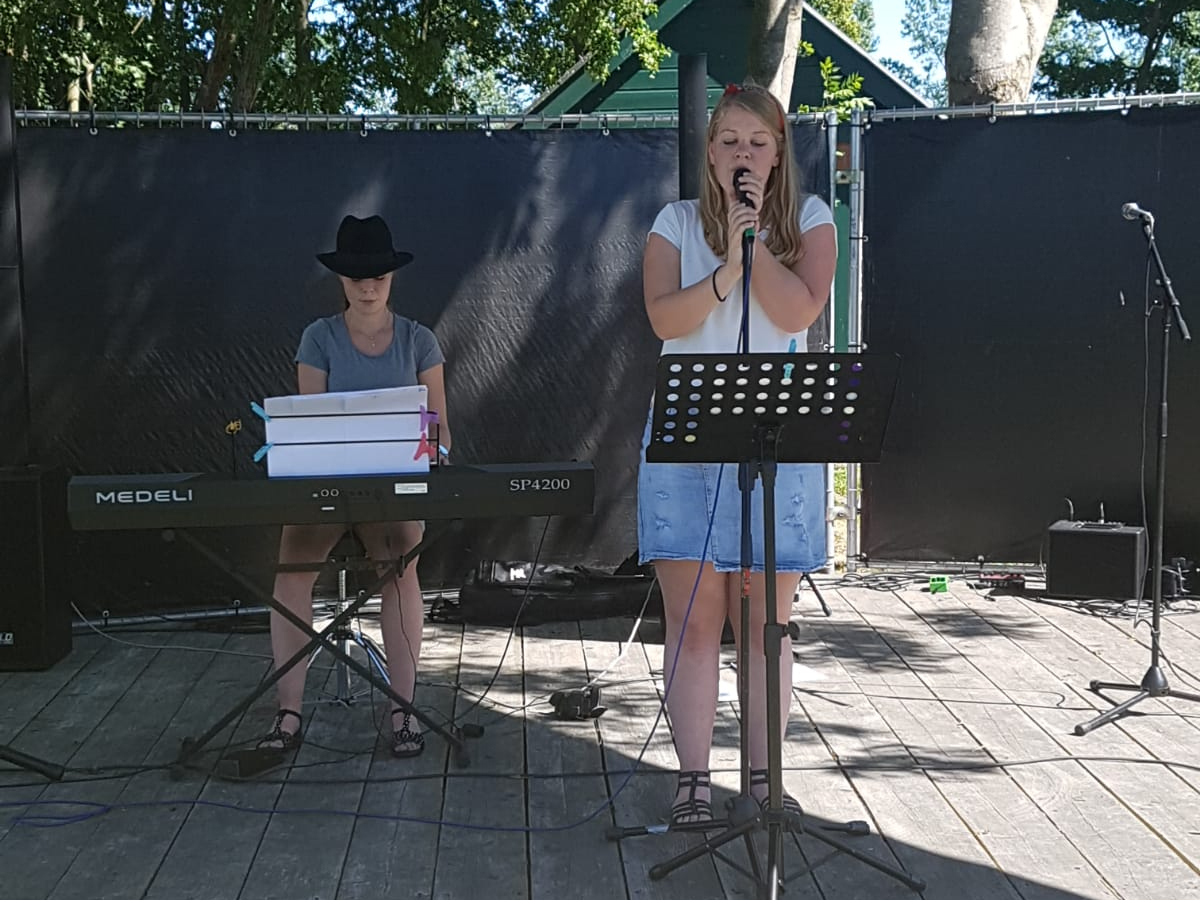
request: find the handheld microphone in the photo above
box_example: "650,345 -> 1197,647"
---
733,167 -> 754,209
733,167 -> 755,239
1121,202 -> 1154,226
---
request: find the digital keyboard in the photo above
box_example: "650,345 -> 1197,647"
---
68,462 -> 594,530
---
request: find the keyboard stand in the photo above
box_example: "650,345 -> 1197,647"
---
167,520 -> 475,773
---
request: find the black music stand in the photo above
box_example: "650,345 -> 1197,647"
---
169,520 -> 475,775
614,352 -> 921,898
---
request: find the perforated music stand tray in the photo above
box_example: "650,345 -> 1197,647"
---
646,353 -> 898,465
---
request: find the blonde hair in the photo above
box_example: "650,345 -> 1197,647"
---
699,84 -> 804,268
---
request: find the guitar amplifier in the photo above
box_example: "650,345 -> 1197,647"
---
0,466 -> 73,670
1046,519 -> 1148,601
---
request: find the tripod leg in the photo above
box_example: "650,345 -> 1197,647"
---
802,825 -> 926,890
0,744 -> 65,781
803,572 -> 830,617
1074,690 -> 1150,736
1089,680 -> 1140,693
648,818 -> 761,880
358,633 -> 390,684
766,820 -> 784,900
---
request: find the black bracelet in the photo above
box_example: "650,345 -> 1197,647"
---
711,265 -> 725,302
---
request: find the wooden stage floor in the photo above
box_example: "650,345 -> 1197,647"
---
3,576 -> 1200,899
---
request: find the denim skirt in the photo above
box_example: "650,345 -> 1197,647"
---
636,417 -> 827,573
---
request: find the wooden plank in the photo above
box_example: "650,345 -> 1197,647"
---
43,629 -> 239,900
998,591 -> 1185,720
524,621 -> 626,900
781,598 -> 914,900
835,587 -> 1126,899
1163,604 -> 1200,649
337,618 -> 460,900
0,635 -> 106,746
923,585 -> 1200,896
237,636 -> 372,900
0,633 -> 165,897
999,588 -> 1200,756
0,633 -> 106,850
579,616 -> 729,900
802,587 -> 1028,900
431,623 -> 528,900
141,631 -> 293,900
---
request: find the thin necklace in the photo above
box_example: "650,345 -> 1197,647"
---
347,313 -> 391,349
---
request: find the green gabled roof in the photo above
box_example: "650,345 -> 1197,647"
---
526,0 -> 927,120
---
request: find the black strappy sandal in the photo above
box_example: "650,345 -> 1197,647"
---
257,708 -> 303,752
670,770 -> 713,827
390,709 -> 425,758
750,768 -> 802,817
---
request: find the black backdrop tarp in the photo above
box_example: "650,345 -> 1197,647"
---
862,107 -> 1200,563
13,124 -> 831,613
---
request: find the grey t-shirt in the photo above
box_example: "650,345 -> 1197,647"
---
295,313 -> 445,393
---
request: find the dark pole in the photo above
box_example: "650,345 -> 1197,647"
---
1075,213 -> 1200,735
678,53 -> 708,200
0,56 -> 31,465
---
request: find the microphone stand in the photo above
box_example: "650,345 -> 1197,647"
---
739,229 -> 753,351
1075,213 -> 1199,736
735,224 -> 756,827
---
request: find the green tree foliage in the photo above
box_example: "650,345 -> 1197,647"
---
796,56 -> 876,120
0,0 -> 669,114
793,0 -> 877,120
808,0 -> 878,51
1037,1 -> 1200,96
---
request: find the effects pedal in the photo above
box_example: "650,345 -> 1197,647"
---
973,573 -> 1026,590
549,685 -> 606,720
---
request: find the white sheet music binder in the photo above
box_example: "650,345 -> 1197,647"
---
258,385 -> 433,477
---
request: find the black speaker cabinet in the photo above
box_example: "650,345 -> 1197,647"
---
1046,520 -> 1148,601
0,466 -> 73,669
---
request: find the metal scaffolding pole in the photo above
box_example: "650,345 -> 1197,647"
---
845,108 -> 866,572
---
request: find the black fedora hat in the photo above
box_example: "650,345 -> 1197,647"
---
316,215 -> 414,279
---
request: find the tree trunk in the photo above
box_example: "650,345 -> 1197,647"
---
292,0 -> 313,112
1133,1 -> 1168,94
945,0 -> 1058,105
746,0 -> 805,108
231,0 -> 279,112
143,0 -> 169,111
196,0 -> 249,111
67,15 -> 85,112
174,0 -> 191,111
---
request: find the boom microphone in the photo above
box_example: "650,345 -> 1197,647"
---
1121,202 -> 1154,225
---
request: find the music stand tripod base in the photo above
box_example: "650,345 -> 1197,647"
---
634,353 -> 921,898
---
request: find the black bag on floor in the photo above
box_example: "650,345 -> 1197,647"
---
435,557 -> 660,625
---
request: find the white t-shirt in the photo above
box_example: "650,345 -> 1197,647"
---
649,194 -> 834,355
